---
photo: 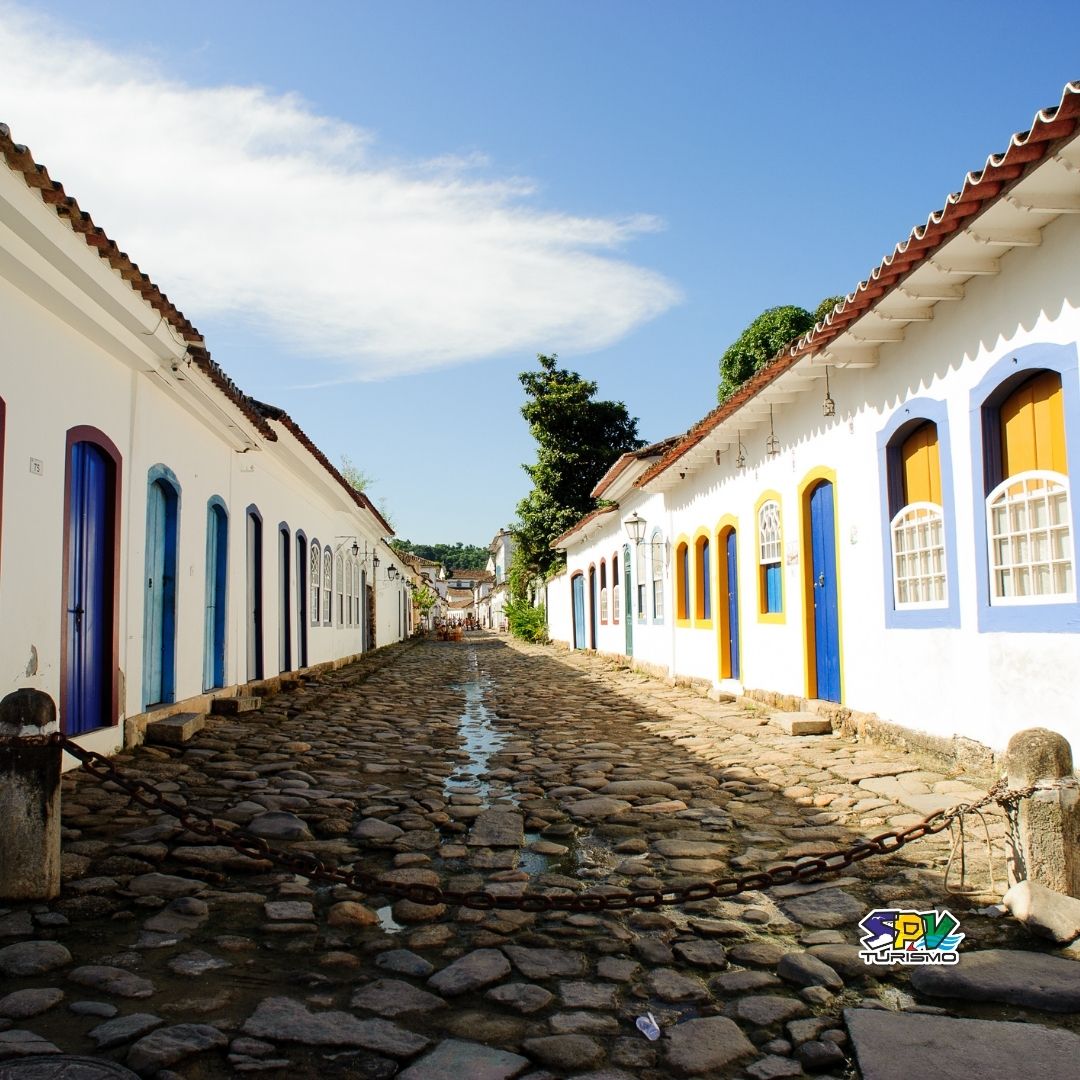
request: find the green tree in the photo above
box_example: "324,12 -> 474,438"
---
340,454 -> 373,493
513,354 -> 645,589
341,454 -> 394,530
413,585 -> 438,618
717,296 -> 844,402
390,541 -> 489,571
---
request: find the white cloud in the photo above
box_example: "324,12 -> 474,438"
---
0,7 -> 681,379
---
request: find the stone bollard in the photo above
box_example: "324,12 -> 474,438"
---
1003,727 -> 1080,899
0,688 -> 62,900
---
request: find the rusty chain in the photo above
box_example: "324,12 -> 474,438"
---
49,733 -> 1041,914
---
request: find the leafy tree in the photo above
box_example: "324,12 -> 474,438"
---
341,454 -> 394,529
340,454 -> 373,493
390,540 -> 489,571
513,354 -> 645,588
413,585 -> 438,618
814,295 -> 844,324
717,296 -> 844,402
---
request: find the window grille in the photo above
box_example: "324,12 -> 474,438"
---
891,503 -> 947,607
987,471 -> 1073,603
310,542 -> 321,625
323,548 -> 333,625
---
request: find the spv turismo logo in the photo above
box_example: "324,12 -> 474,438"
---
858,908 -> 964,965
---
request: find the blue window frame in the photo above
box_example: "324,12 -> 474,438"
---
969,342 -> 1080,633
877,398 -> 959,629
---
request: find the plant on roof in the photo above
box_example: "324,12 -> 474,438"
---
512,354 -> 645,589
717,297 -> 843,403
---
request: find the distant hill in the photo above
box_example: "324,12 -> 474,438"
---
391,540 -> 489,571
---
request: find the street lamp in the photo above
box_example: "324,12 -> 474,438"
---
388,566 -> 399,581
623,512 -> 646,545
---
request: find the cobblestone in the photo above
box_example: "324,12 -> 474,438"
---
0,634 -> 1067,1077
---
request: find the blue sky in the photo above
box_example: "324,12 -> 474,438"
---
2,2 -> 1079,544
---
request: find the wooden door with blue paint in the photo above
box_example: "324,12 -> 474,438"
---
572,574 -> 586,650
65,441 -> 113,734
810,481 -> 841,702
725,529 -> 741,680
144,475 -> 178,707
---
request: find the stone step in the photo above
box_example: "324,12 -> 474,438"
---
211,696 -> 262,715
771,711 -> 832,736
145,712 -> 205,746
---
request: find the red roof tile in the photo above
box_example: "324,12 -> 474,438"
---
0,122 -> 400,531
638,79 -> 1080,486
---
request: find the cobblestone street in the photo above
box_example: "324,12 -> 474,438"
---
2,634 -> 1079,1079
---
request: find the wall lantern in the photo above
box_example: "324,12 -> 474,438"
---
735,430 -> 747,469
823,365 -> 836,417
766,405 -> 781,458
336,536 -> 362,557
388,566 -> 399,581
623,512 -> 646,545
372,553 -> 381,569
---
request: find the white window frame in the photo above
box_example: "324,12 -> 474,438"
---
986,470 -> 1074,605
651,534 -> 665,621
323,548 -> 333,626
600,586 -> 609,622
758,500 -> 782,568
612,582 -> 620,623
310,541 -> 321,625
345,557 -> 354,626
891,501 -> 947,609
636,541 -> 647,618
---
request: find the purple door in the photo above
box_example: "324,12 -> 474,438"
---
65,441 -> 114,734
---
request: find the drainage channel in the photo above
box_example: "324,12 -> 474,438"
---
377,643 -> 620,932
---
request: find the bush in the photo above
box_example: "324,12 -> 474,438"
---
506,600 -> 548,643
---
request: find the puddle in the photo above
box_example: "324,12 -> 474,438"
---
447,646 -> 508,805
376,904 -> 405,934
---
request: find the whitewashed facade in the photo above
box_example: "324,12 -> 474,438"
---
552,85 -> 1080,762
0,125 -> 409,759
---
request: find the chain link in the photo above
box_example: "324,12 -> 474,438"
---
48,733 -> 1043,914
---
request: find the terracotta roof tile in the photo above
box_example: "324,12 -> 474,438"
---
550,505 -> 618,549
638,79 -> 1080,486
0,123 -> 404,529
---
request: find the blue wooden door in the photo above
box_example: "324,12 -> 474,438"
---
203,503 -> 228,689
296,535 -> 308,667
247,511 -> 264,681
278,527 -> 291,673
572,574 -> 586,649
726,530 -> 740,679
810,481 -> 841,702
623,544 -> 633,657
66,442 -> 113,735
143,477 -> 178,707
588,568 -> 598,648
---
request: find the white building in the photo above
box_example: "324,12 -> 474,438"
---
0,124 -> 412,760
551,82 -> 1080,766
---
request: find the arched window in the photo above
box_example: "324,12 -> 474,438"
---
987,371 -> 1072,603
336,553 -> 345,625
599,559 -> 608,623
611,553 -> 620,624
757,498 -> 783,617
890,421 -> 946,607
345,557 -> 354,626
310,540 -> 321,625
651,531 -> 665,621
694,534 -> 711,622
323,547 -> 333,625
675,540 -> 690,622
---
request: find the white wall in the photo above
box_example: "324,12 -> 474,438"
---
556,209 -> 1080,758
0,166 -> 402,754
